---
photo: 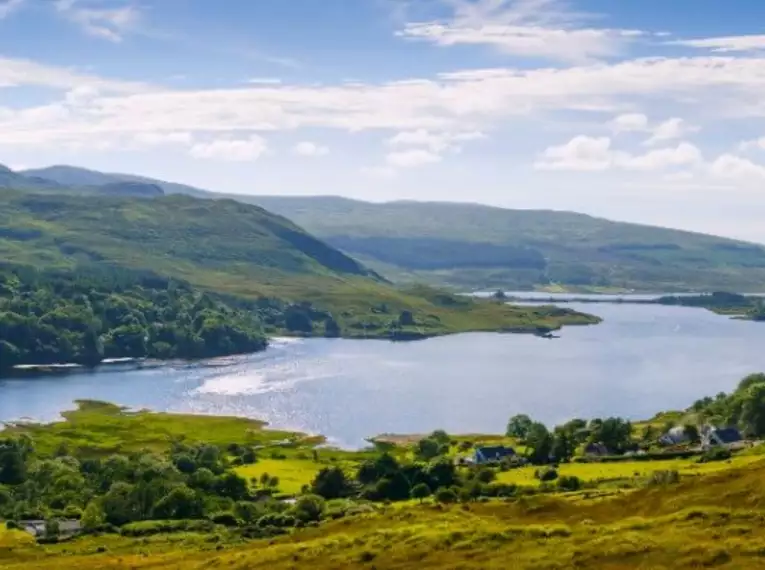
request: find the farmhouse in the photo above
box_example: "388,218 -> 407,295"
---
474,445 -> 515,464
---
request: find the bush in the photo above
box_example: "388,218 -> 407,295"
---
209,512 -> 240,527
573,450 -> 697,463
698,447 -> 732,463
120,519 -> 214,537
535,467 -> 559,482
556,475 -> 582,492
435,488 -> 458,504
647,470 -> 680,486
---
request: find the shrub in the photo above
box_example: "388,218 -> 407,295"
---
699,447 -> 732,463
535,467 -> 559,482
647,470 -> 680,486
556,475 -> 582,492
435,488 -> 458,504
209,512 -> 240,527
120,519 -> 214,537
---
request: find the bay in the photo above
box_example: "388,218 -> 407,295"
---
2,302 -> 765,448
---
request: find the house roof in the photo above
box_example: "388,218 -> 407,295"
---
475,445 -> 515,458
713,427 -> 742,443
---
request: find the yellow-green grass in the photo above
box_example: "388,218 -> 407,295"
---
497,454 -> 763,486
3,400 -> 320,457
235,459 -> 323,495
6,459 -> 765,569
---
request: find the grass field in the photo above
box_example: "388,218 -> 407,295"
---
235,459 -> 323,495
4,458 -> 765,569
497,455 -> 763,487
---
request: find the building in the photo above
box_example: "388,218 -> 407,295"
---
20,519 -> 81,538
583,442 -> 609,457
659,426 -> 692,446
702,427 -> 743,449
474,445 -> 515,464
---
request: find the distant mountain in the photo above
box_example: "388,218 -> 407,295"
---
98,181 -> 165,198
0,190 -> 377,298
0,163 -> 62,191
15,164 -> 765,292
22,165 -> 215,198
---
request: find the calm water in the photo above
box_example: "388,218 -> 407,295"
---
2,303 -> 765,448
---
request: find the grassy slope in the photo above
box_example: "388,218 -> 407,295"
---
0,190 -> 598,336
5,458 -> 765,568
250,196 -> 765,293
22,166 -> 765,292
6,403 -> 765,568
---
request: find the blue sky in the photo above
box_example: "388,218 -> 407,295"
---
2,0 -> 765,241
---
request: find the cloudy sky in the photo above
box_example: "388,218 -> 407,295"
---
2,0 -> 765,241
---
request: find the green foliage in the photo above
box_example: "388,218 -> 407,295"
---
506,414 -> 533,439
410,482 -> 431,503
525,423 -> 553,464
310,467 -> 353,500
692,374 -> 765,437
251,195 -> 765,292
0,265 -> 267,369
535,467 -> 559,482
291,494 -> 325,523
699,447 -> 732,463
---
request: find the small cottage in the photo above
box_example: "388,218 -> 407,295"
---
474,445 -> 515,464
702,427 -> 743,449
583,442 -> 609,457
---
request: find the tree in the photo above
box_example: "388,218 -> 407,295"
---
415,438 -> 442,461
506,414 -> 534,440
410,483 -> 431,504
292,494 -> 325,523
102,482 -> 140,526
589,418 -> 633,454
215,472 -> 249,500
153,485 -> 204,519
81,501 -> 106,531
44,519 -> 60,539
740,383 -> 765,437
525,423 -> 553,464
398,311 -> 415,326
311,467 -> 352,499
683,424 -> 701,444
435,488 -> 458,504
551,429 -> 574,462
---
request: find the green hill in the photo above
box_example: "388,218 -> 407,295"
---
23,165 -> 765,293
250,196 -> 765,293
0,189 -> 596,343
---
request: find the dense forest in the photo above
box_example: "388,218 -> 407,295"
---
0,265 -> 270,371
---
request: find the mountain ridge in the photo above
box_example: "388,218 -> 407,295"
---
16,163 -> 765,292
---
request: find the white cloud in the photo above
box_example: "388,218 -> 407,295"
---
189,136 -> 268,162
645,118 -> 699,145
739,137 -> 765,152
247,78 -> 283,85
671,35 -> 765,53
55,0 -> 141,43
0,56 -> 148,92
386,149 -> 442,168
398,0 -> 646,63
0,0 -> 24,19
293,141 -> 329,157
387,129 -> 485,153
610,113 -> 649,133
709,154 -> 765,180
535,135 -> 702,171
609,114 -> 698,145
132,131 -> 193,147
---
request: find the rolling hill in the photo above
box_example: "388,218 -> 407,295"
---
0,188 -> 595,339
22,164 -> 765,292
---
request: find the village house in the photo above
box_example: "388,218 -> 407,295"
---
474,445 -> 515,464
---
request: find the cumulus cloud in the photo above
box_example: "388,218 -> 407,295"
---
709,154 -> 765,180
293,141 -> 329,157
609,114 -> 698,145
55,0 -> 141,43
670,35 -> 765,53
387,129 -> 485,154
535,135 -> 702,171
189,136 -> 268,162
398,0 -> 645,63
386,149 -> 443,168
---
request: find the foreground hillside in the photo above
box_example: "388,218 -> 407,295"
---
0,190 -> 597,349
3,393 -> 765,570
22,165 -> 765,292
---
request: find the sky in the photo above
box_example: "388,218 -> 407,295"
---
2,0 -> 765,242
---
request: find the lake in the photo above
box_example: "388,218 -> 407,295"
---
3,302 -> 765,448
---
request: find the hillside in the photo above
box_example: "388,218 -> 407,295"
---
0,189 -> 597,342
22,165 -> 765,292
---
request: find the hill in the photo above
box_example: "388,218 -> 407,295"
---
0,189 -> 596,344
22,165 -> 765,292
